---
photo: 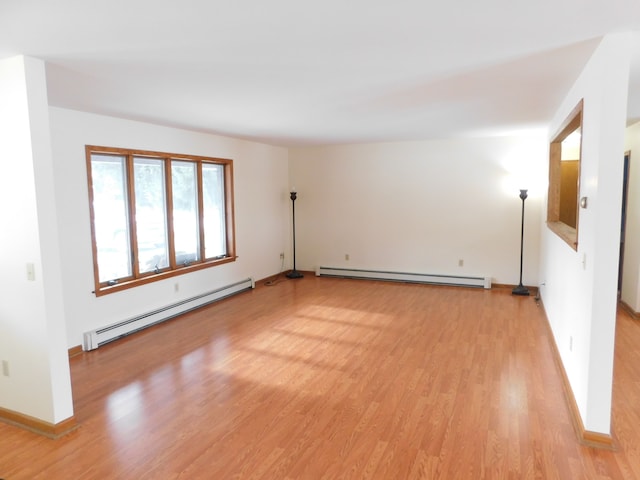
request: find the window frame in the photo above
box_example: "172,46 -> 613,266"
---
547,100 -> 583,250
86,145 -> 236,296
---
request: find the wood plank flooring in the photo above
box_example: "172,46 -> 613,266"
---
2,276 -> 640,479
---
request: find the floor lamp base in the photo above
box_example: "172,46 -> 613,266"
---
512,284 -> 530,296
286,270 -> 304,279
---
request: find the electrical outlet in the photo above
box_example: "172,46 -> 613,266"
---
280,252 -> 285,259
2,360 -> 9,377
345,254 -> 350,261
174,283 -> 179,293
458,259 -> 464,267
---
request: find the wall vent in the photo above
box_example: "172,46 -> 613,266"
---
82,277 -> 254,351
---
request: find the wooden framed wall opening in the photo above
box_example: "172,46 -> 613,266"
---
547,100 -> 583,250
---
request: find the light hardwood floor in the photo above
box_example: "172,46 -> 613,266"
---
2,276 -> 640,479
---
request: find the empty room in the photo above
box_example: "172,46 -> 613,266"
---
2,1 -> 640,478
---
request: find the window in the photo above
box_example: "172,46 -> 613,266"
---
86,146 -> 235,296
547,100 -> 583,250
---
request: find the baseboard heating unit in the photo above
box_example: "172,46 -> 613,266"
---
315,267 -> 491,289
82,277 -> 255,351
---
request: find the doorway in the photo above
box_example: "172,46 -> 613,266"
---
618,151 -> 631,295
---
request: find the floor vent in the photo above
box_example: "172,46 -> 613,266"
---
82,277 -> 255,351
316,267 -> 491,289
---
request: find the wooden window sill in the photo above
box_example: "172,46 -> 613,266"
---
547,221 -> 578,251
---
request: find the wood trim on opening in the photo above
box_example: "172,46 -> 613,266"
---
0,407 -> 78,439
68,345 -> 83,358
547,99 -> 583,251
619,300 -> 640,321
537,298 -> 615,450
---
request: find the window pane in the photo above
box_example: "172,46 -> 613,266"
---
202,163 -> 226,258
134,157 -> 169,274
171,160 -> 200,265
90,154 -> 132,282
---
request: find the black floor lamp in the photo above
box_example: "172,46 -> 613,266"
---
512,189 -> 530,296
286,189 -> 303,279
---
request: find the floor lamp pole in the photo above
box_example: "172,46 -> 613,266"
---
286,190 -> 303,279
512,189 -> 530,296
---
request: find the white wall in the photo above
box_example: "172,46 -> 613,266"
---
49,108 -> 290,348
539,33 -> 632,434
622,122 -> 640,310
289,136 -> 546,286
0,57 -> 73,423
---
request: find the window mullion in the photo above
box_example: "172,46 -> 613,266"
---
197,161 -> 206,263
127,154 -> 141,278
165,158 -> 177,270
224,162 -> 235,258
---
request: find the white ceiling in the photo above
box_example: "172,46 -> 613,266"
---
1,0 -> 640,146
